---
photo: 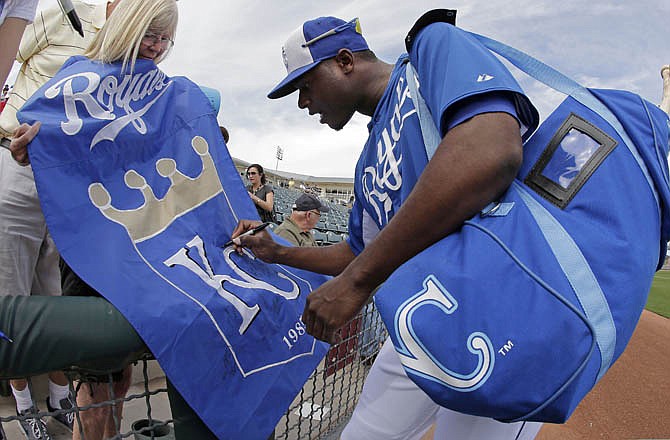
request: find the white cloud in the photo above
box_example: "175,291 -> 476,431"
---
12,0 -> 669,178
170,1 -> 668,178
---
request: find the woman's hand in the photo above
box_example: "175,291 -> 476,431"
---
247,191 -> 260,204
9,122 -> 41,166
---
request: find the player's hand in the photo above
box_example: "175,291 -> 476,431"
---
302,272 -> 371,344
9,122 -> 40,166
231,219 -> 263,239
231,219 -> 281,263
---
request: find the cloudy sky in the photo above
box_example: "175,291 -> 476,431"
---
13,0 -> 670,178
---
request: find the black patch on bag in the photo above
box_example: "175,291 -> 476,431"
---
525,113 -> 617,209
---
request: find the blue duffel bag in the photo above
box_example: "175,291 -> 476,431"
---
374,12 -> 670,423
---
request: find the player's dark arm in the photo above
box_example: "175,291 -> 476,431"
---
232,222 -> 355,276
346,111 -> 522,292
275,240 -> 355,276
302,112 -> 522,341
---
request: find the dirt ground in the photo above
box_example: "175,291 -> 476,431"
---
537,310 -> 670,440
422,310 -> 669,440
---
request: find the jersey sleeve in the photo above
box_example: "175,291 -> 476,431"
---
408,22 -> 538,138
444,91 -> 519,131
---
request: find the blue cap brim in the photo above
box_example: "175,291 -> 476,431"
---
267,61 -> 322,99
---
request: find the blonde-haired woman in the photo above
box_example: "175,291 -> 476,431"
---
60,1 -> 178,439
85,0 -> 177,72
8,0 -> 178,164
7,2 -> 179,438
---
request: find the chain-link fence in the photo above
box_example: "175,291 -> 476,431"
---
0,304 -> 387,440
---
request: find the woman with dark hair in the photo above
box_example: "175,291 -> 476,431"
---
246,163 -> 275,223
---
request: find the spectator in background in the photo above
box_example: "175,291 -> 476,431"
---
274,193 -> 330,247
0,1 -> 121,439
246,163 -> 276,223
219,126 -> 230,143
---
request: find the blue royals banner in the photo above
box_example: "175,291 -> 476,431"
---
18,56 -> 329,439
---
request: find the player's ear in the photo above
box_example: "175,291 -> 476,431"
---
334,49 -> 354,74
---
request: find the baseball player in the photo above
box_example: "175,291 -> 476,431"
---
233,11 -> 543,439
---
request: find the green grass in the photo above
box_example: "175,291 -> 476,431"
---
646,271 -> 670,318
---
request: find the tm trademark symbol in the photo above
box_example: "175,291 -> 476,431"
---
497,340 -> 514,356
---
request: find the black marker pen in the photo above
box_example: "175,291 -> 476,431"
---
224,222 -> 271,248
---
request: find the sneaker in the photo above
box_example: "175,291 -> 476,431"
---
16,406 -> 52,440
46,395 -> 74,431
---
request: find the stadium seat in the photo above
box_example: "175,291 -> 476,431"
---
326,231 -> 343,244
313,230 -> 328,245
335,223 -> 348,234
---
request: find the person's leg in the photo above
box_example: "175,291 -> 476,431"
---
433,407 -> 543,440
1,146 -> 61,398
73,382 -> 108,440
47,371 -> 69,394
0,149 -> 49,297
0,149 -> 61,439
341,337 -> 438,440
11,379 -> 50,440
10,379 -> 32,412
31,229 -> 61,296
46,371 -> 74,430
102,365 -> 132,438
0,157 -> 53,436
72,366 -> 133,440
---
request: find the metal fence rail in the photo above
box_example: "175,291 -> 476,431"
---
0,304 -> 387,440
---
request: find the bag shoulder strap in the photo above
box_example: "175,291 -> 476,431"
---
405,17 -> 658,210
405,63 -> 440,161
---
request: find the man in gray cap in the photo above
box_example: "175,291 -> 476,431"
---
274,193 -> 329,247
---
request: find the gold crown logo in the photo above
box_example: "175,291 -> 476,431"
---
89,136 -> 223,242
